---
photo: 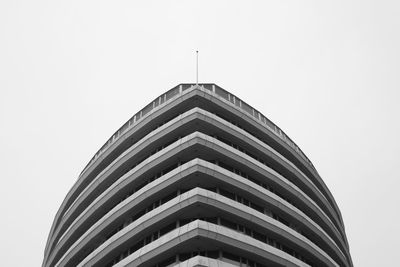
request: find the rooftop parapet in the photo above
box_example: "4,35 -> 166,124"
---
80,84 -> 315,176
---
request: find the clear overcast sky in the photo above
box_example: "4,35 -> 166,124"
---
1,1 -> 399,266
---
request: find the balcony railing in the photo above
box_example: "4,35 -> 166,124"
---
80,84 -> 315,176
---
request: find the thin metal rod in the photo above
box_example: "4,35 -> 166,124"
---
196,50 -> 199,85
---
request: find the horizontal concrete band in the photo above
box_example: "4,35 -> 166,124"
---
48,140 -> 346,264
48,108 -> 206,255
55,111 -> 344,249
44,89 -> 352,266
172,256 -> 238,267
48,135 -> 349,267
188,86 -> 344,226
44,86 -> 198,262
199,134 -> 346,250
43,87 -> 346,264
47,85 -> 341,245
111,220 -> 315,267
53,109 -> 345,249
56,159 -> 347,267
63,187 -> 341,267
197,86 -> 344,225
53,107 -> 344,253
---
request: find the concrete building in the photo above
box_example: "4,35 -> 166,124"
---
43,84 -> 353,267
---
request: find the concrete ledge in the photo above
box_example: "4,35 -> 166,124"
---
50,135 -> 348,266
44,86 -> 351,267
54,110 -> 346,261
172,256 -> 238,267
49,108 -> 204,253
44,88 -> 201,262
110,220 -> 313,267
68,188 -> 340,267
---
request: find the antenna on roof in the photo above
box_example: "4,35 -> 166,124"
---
196,50 -> 199,85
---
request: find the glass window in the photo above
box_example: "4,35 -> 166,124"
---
222,251 -> 240,263
179,252 -> 191,261
207,250 -> 219,259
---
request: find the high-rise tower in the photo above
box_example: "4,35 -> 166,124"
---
43,84 -> 352,267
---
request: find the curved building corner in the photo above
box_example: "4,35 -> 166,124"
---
43,84 -> 353,267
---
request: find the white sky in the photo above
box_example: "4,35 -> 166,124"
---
1,1 -> 399,266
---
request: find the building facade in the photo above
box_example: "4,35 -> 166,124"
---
43,84 -> 353,267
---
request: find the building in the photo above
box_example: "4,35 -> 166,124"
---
43,84 -> 353,267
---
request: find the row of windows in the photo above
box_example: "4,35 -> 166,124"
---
219,107 -> 338,229
107,217 -> 313,266
114,128 -> 339,250
56,119 -> 342,266
76,187 -> 188,265
104,188 -> 188,241
65,155 -> 296,264
54,112 -> 184,252
49,90 -> 344,266
84,85 -> 182,173
108,128 -> 335,245
213,113 -> 340,226
77,86 -> 337,243
77,99 -> 323,229
105,216 -> 314,267
207,163 -> 344,265
122,136 -> 182,177
64,106 -> 332,242
62,127 -> 308,256
64,154 -> 335,267
212,85 -> 315,174
208,160 -> 342,251
109,250 -> 269,267
209,156 -> 300,212
78,179 -> 327,267
99,183 -> 313,259
84,84 -> 315,187
209,134 -> 344,249
56,162 -> 187,266
153,250 -> 269,267
214,186 -> 291,228
106,218 -> 217,266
